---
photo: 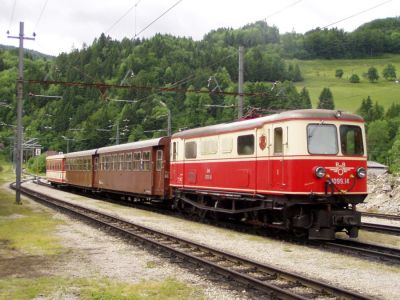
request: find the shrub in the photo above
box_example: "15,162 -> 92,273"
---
349,74 -> 360,83
335,69 -> 344,78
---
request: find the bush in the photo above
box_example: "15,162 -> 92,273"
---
26,154 -> 46,174
349,74 -> 360,83
335,69 -> 344,78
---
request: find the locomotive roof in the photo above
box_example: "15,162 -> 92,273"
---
65,149 -> 97,158
97,136 -> 169,154
172,109 -> 364,139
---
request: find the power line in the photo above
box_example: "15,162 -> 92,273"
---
34,0 -> 50,32
265,0 -> 303,20
27,79 -> 273,98
8,0 -> 17,30
134,0 -> 184,38
321,0 -> 393,29
105,4 -> 136,34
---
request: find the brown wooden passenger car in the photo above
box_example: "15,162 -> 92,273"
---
93,137 -> 170,198
65,149 -> 97,188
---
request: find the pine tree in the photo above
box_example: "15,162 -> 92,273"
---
367,66 -> 379,82
317,88 -> 334,109
383,64 -> 397,81
299,87 -> 312,108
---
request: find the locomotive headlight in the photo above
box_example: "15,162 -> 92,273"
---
315,166 -> 326,178
356,167 -> 366,178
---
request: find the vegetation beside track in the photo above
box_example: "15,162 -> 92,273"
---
0,179 -> 203,299
0,277 -> 202,300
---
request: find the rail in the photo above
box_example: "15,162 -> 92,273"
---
11,181 -> 373,300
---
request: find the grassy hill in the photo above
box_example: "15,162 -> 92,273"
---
291,54 -> 400,112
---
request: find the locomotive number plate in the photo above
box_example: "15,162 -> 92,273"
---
331,178 -> 350,185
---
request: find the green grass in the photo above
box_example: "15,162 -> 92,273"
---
0,189 -> 64,255
0,277 -> 203,300
290,54 -> 400,112
0,159 -> 14,183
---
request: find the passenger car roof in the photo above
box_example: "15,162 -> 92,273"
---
64,149 -> 97,158
97,137 -> 169,154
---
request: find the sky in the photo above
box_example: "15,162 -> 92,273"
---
0,0 -> 399,56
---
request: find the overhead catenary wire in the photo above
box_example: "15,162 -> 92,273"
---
134,0 -> 184,38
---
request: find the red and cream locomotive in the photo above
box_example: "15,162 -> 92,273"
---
47,109 -> 367,240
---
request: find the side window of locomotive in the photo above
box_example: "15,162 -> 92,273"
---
221,137 -> 232,153
156,150 -> 163,171
200,138 -> 218,155
172,142 -> 177,161
307,124 -> 338,154
185,141 -> 197,159
340,125 -> 364,156
237,134 -> 254,155
274,128 -> 283,154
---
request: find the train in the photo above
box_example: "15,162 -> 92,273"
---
46,109 -> 368,240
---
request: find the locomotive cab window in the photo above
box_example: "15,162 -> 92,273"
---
307,124 -> 338,154
237,134 -> 254,155
340,125 -> 364,156
185,141 -> 197,159
274,128 -> 283,154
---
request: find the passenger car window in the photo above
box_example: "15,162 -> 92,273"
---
133,152 -> 141,170
142,151 -> 150,171
185,141 -> 197,159
237,134 -> 254,155
156,150 -> 163,171
340,125 -> 364,155
307,124 -> 338,154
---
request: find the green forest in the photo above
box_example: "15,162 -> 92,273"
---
0,17 -> 400,172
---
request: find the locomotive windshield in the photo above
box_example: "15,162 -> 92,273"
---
307,124 -> 338,154
340,125 -> 364,155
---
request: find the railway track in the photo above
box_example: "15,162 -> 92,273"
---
12,181 -> 373,300
361,212 -> 400,221
361,222 -> 400,235
323,239 -> 400,263
33,179 -> 400,264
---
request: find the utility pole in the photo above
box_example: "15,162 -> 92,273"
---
7,22 -> 35,204
238,46 -> 244,119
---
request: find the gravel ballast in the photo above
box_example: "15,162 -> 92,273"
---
22,181 -> 400,299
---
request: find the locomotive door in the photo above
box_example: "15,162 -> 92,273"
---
152,147 -> 165,195
271,125 -> 284,190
